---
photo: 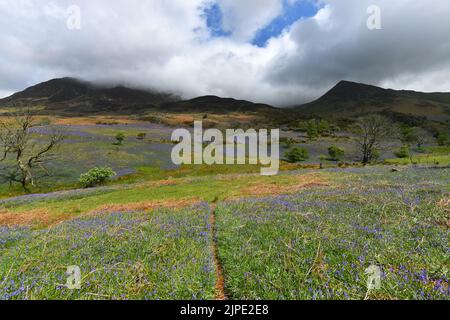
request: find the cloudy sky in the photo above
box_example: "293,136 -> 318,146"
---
1,0 -> 450,105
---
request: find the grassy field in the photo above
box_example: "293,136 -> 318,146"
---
1,204 -> 215,300
216,167 -> 449,300
0,120 -> 449,300
0,166 -> 449,300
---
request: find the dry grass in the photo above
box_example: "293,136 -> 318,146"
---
153,112 -> 263,127
438,198 -> 450,228
0,115 -> 143,126
237,174 -> 328,198
0,208 -> 63,227
90,198 -> 200,215
0,198 -> 200,227
52,116 -> 143,126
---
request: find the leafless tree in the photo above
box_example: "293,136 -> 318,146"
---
0,108 -> 65,190
354,115 -> 397,165
411,127 -> 430,149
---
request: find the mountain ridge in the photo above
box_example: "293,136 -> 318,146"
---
294,80 -> 450,121
1,78 -> 449,120
0,77 -> 180,114
0,77 -> 275,114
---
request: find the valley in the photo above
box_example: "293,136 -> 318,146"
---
0,78 -> 449,300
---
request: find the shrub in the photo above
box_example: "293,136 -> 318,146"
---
395,145 -> 410,159
371,149 -> 381,161
114,133 -> 126,145
437,131 -> 449,146
416,146 -> 426,153
328,146 -> 345,161
285,147 -> 309,163
296,119 -> 337,139
137,133 -> 147,140
280,137 -> 296,148
79,167 -> 116,188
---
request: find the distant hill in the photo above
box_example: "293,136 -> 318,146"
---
160,95 -> 276,113
294,80 -> 450,121
0,78 -> 275,115
0,78 -> 180,114
2,78 -> 449,121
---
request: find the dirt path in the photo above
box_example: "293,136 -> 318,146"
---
210,203 -> 227,300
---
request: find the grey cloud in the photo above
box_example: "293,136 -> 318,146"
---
0,0 -> 449,106
265,0 -> 450,103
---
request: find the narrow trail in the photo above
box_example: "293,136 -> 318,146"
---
210,203 -> 227,300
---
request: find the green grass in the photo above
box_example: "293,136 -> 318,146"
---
215,168 -> 450,300
385,154 -> 450,165
1,164 -> 449,300
1,171 -> 314,222
0,204 -> 215,300
427,146 -> 450,155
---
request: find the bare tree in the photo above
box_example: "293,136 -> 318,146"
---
354,115 -> 396,165
0,108 -> 65,190
412,127 -> 430,149
401,126 -> 430,149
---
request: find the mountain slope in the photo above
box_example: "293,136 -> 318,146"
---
295,81 -> 450,121
160,95 -> 276,113
0,78 -> 275,115
2,78 -> 450,120
0,78 -> 179,114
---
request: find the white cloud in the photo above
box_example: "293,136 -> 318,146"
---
216,0 -> 284,41
0,0 -> 450,106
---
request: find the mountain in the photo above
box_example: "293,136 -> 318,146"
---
160,95 -> 276,113
0,78 -> 180,114
0,78 -> 275,115
2,78 -> 449,120
295,80 -> 450,121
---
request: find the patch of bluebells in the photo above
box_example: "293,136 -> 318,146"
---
216,168 -> 450,300
0,226 -> 31,249
0,186 -> 124,207
0,203 -> 216,300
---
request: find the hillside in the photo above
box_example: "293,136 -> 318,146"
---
2,78 -> 450,122
295,81 -> 450,121
0,78 -> 180,114
0,78 -> 276,115
160,95 -> 276,113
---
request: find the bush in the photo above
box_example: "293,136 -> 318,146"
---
371,149 -> 381,161
328,146 -> 345,161
79,167 -> 116,188
416,146 -> 426,153
280,137 -> 296,148
285,147 -> 309,163
437,131 -> 449,146
395,145 -> 410,159
137,133 -> 147,140
297,119 -> 337,139
114,133 -> 126,145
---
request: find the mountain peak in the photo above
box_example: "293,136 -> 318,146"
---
330,80 -> 385,92
0,78 -> 179,113
295,80 -> 450,120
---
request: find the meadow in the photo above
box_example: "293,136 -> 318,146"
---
1,121 -> 447,198
1,204 -> 215,300
216,167 -> 449,300
0,165 -> 448,300
0,120 -> 449,300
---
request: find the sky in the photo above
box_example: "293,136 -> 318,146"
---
1,0 -> 450,106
